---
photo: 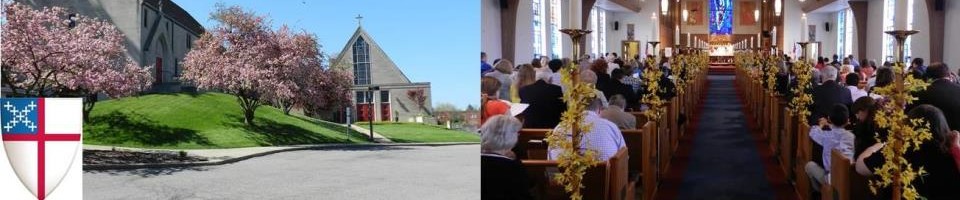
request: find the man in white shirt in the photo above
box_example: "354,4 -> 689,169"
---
548,95 -> 626,161
845,73 -> 868,102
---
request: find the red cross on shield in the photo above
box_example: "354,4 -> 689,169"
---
1,98 -> 83,200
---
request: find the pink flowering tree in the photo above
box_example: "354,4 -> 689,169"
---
183,4 -> 352,125
1,2 -> 153,121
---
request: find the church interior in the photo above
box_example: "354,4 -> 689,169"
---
481,0 -> 960,199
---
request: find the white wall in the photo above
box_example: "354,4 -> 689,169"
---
514,0 -> 535,63
603,0 -> 661,56
804,12 -> 837,59
783,0 -> 804,59
945,0 -> 960,73
910,0 -> 930,63
866,0 -> 884,62
481,0 -> 502,60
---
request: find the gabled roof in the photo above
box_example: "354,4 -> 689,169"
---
332,26 -> 413,84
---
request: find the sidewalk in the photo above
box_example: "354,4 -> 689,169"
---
348,124 -> 393,143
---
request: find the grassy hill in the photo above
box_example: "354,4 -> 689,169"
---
84,92 -> 370,149
370,123 -> 479,143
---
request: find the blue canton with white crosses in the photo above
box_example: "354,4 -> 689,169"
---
1,98 -> 40,134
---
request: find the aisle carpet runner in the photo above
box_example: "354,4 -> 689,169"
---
654,74 -> 796,200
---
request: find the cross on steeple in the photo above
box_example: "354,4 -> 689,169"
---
355,14 -> 363,27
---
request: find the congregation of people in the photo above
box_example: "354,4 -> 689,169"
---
776,54 -> 960,199
480,51 -> 679,199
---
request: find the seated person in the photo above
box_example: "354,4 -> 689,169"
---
480,115 -> 533,200
548,96 -> 626,161
481,76 -> 510,126
805,104 -> 855,192
845,73 -> 867,102
809,66 -> 853,124
601,95 -> 637,129
856,105 -> 960,199
519,72 -> 566,128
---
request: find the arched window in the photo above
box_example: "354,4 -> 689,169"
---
837,9 -> 854,57
589,7 -> 607,57
533,0 -> 546,58
353,36 -> 371,85
549,0 -> 562,58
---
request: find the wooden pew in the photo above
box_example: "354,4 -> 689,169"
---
521,148 -> 629,200
518,124 -> 658,199
826,149 -> 871,200
795,123 -> 813,200
780,112 -> 796,181
518,129 -> 551,159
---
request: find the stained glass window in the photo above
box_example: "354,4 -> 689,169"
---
353,36 -> 370,85
550,0 -> 562,58
709,0 -> 733,35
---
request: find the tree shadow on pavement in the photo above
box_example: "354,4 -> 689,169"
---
83,166 -> 210,178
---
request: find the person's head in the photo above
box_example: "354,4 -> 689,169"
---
586,95 -> 605,112
535,68 -> 552,81
494,59 -> 513,74
611,68 -> 626,81
852,96 -> 877,123
548,59 -> 563,73
912,57 -> 924,67
590,59 -> 609,75
516,64 -> 536,88
481,76 -> 502,99
925,63 -> 949,80
829,104 -> 850,127
843,58 -> 851,65
862,60 -> 876,75
821,64 -> 838,82
875,67 -> 895,88
845,73 -> 861,87
609,94 -> 626,109
907,105 -> 953,153
481,52 -> 487,62
580,69 -> 598,85
833,54 -> 840,61
530,58 -> 543,69
480,115 -> 522,153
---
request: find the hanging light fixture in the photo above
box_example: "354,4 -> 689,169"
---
775,0 -> 782,16
661,0 -> 669,16
682,9 -> 690,22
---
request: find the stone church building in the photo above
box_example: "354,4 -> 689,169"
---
17,0 -> 203,92
331,26 -> 433,123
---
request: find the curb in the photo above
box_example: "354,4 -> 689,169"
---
83,142 -> 479,170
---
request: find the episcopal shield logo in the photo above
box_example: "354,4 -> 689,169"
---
1,98 -> 83,200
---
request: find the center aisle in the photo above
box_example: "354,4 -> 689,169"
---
656,75 -> 795,200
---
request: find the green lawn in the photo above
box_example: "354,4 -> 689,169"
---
84,92 -> 370,149
369,123 -> 480,143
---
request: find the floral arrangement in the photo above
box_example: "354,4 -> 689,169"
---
642,57 -> 664,120
868,62 -> 931,200
672,54 -> 686,95
789,59 -> 813,124
544,60 -> 601,200
765,54 -> 780,92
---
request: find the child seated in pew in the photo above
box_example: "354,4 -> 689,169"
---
805,104 -> 856,192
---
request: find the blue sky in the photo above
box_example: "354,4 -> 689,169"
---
172,0 -> 479,109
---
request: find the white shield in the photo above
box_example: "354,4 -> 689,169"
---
2,98 -> 83,199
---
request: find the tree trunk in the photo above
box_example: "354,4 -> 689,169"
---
82,95 -> 97,123
243,107 -> 256,126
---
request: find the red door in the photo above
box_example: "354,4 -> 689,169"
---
357,104 -> 372,122
380,103 -> 391,121
155,57 -> 163,84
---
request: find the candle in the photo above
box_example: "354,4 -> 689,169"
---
801,13 -> 808,42
675,25 -> 680,45
758,33 -> 762,47
894,0 -> 908,30
570,0 -> 582,29
772,27 -> 777,46
687,33 -> 691,47
651,12 -> 658,41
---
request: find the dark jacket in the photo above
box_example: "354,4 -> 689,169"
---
519,80 -> 566,128
808,80 -> 853,124
602,80 -> 640,110
481,155 -> 533,200
914,79 -> 960,130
